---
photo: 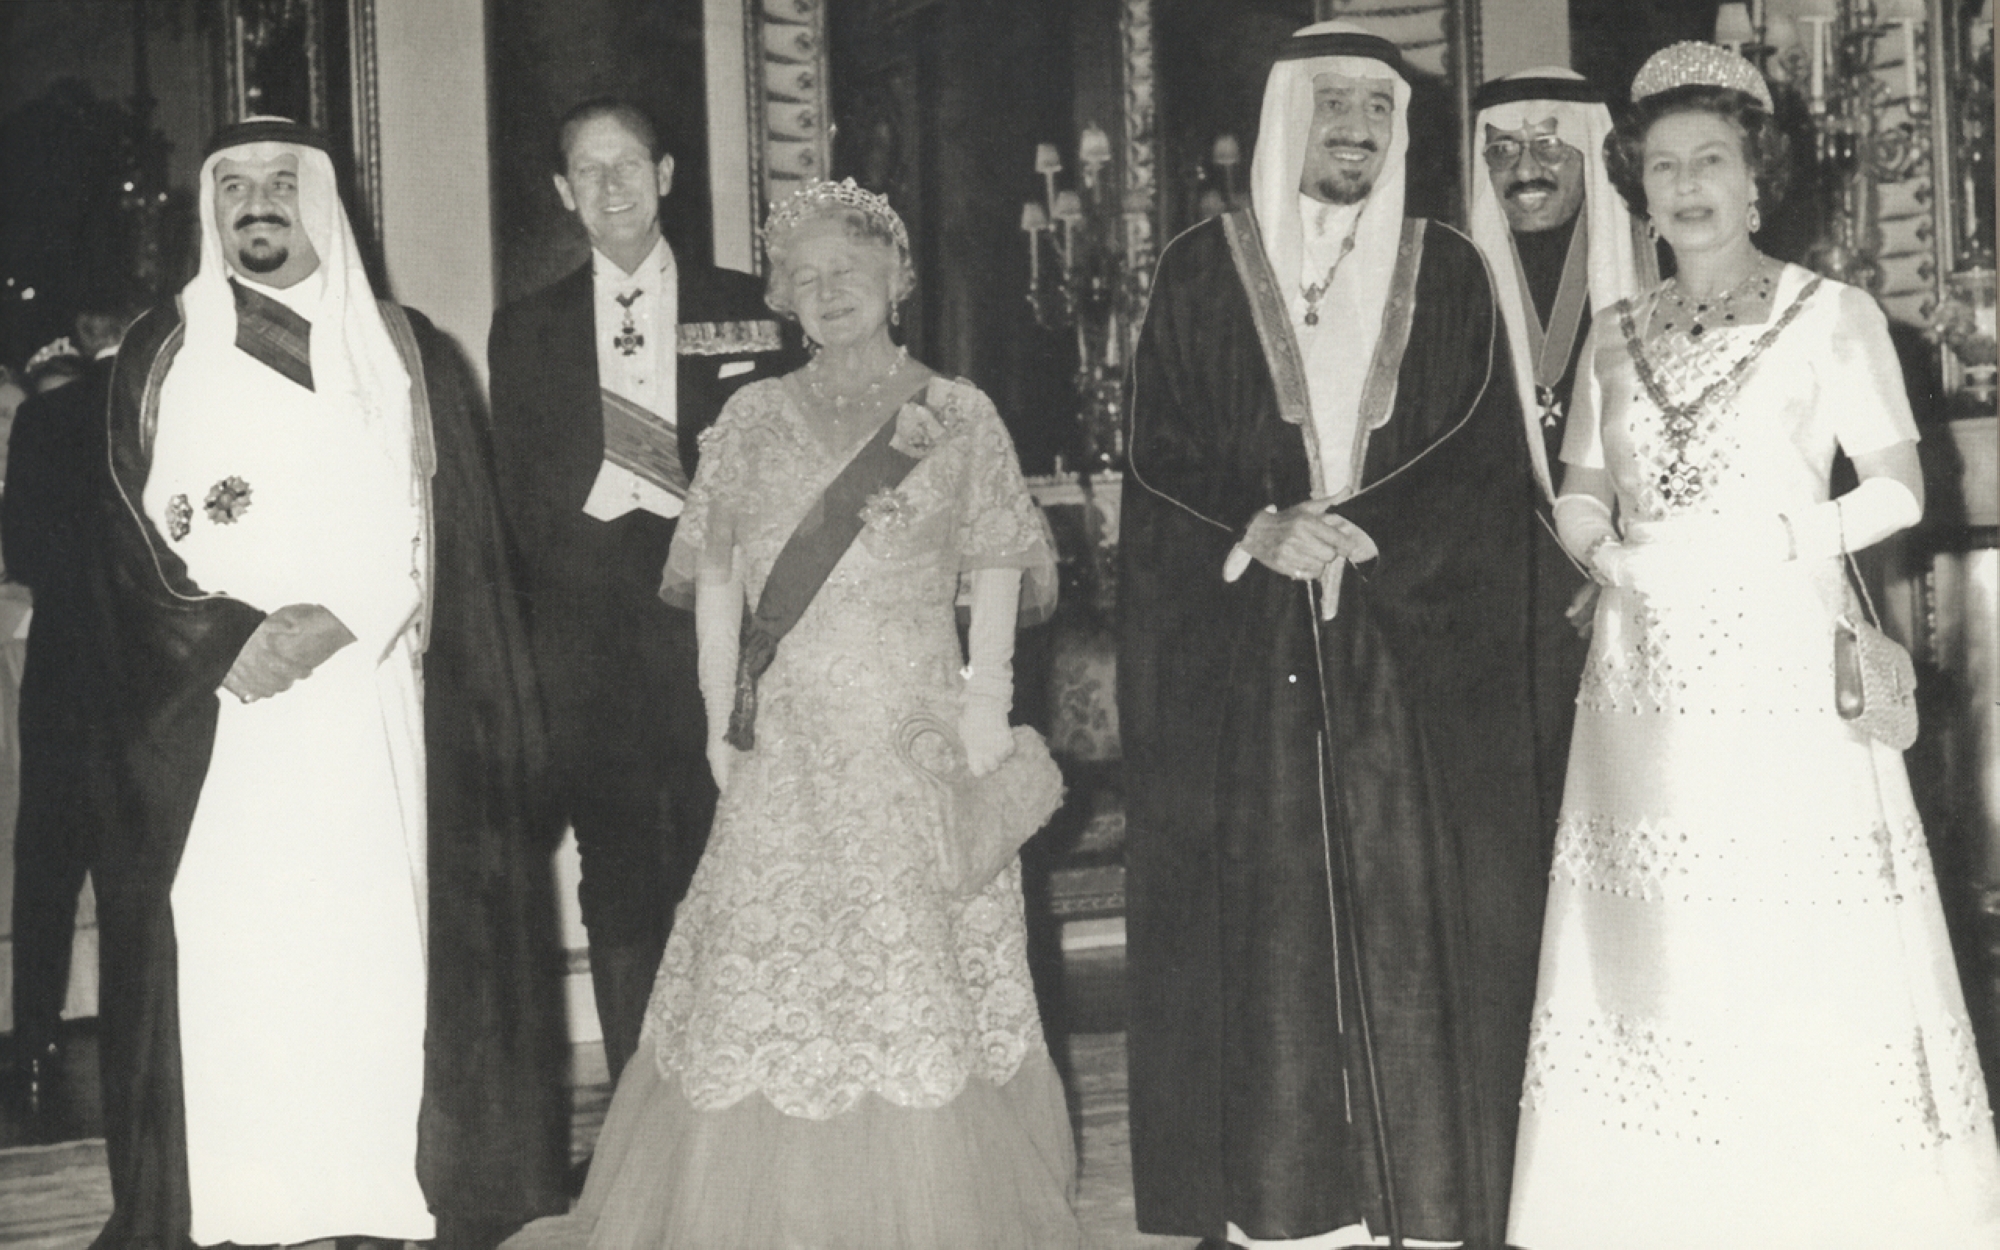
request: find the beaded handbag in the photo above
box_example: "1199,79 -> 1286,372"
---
1834,553 -> 1918,751
894,713 -> 1066,896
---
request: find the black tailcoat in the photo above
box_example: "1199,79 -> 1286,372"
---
484,256 -> 800,951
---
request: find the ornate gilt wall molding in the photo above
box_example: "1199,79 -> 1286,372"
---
1120,0 -> 1158,316
708,0 -> 835,273
347,0 -> 382,244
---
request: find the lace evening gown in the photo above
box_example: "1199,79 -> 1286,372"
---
507,376 -> 1080,1250
1507,265 -> 2000,1249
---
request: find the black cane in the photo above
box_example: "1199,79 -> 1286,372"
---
1307,579 -> 1404,1249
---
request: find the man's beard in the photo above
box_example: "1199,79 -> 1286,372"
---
235,242 -> 290,275
232,213 -> 292,275
1312,170 -> 1375,206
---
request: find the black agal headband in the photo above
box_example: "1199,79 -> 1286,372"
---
1276,31 -> 1408,81
204,116 -> 332,158
1472,77 -> 1606,112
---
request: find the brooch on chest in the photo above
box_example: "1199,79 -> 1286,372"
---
613,289 -> 645,357
204,476 -> 253,525
165,494 -> 193,541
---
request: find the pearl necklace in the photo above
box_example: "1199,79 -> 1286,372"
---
805,345 -> 909,413
1656,257 -> 1777,339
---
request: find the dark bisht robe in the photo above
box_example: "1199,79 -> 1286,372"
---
407,316 -> 571,1247
91,301 -> 563,1250
1118,211 -> 1540,1247
4,358 -> 114,1051
1512,216 -> 1594,835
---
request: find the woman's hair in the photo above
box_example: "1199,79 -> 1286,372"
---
1603,84 -> 1791,219
762,206 -> 916,322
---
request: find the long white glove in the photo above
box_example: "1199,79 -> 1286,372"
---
1784,476 -> 1922,562
961,566 -> 1022,778
1557,493 -> 1727,597
695,560 -> 745,792
1555,477 -> 1920,598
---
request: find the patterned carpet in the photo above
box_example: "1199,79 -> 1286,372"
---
1067,1031 -> 1196,1249
0,1032 -> 1194,1249
0,1138 -> 108,1247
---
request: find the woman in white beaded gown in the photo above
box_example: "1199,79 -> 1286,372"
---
1507,43 -> 2000,1250
506,180 -> 1081,1249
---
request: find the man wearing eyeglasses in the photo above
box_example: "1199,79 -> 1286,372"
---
1468,68 -> 1655,846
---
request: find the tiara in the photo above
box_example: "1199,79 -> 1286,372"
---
762,177 -> 910,256
25,336 -> 79,374
1631,41 -> 1774,111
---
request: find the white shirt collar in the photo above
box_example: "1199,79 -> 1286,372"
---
592,235 -> 675,289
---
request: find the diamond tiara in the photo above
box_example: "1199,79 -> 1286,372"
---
25,336 -> 79,373
1631,41 -> 1774,111
762,177 -> 911,257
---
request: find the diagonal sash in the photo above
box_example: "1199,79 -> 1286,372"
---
600,389 -> 689,498
726,387 -> 928,749
231,280 -> 314,391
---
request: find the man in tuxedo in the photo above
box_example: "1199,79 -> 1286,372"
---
487,99 -> 800,1085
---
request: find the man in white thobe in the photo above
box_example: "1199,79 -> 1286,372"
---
98,115 -> 433,1247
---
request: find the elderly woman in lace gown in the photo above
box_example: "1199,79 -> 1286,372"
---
506,180 -> 1080,1249
1505,42 -> 2000,1250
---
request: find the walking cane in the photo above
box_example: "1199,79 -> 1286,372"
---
1306,579 -> 1404,1249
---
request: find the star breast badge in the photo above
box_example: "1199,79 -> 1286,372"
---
204,476 -> 253,524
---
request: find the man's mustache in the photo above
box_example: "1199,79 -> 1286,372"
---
1506,178 -> 1559,199
233,213 -> 290,230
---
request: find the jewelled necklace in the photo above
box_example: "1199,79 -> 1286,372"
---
805,345 -> 909,414
1300,231 -> 1358,328
1654,257 -> 1777,339
1619,274 -> 1821,510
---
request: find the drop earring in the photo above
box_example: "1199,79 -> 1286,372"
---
1746,201 -> 1762,234
1646,216 -> 1660,243
891,303 -> 901,328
